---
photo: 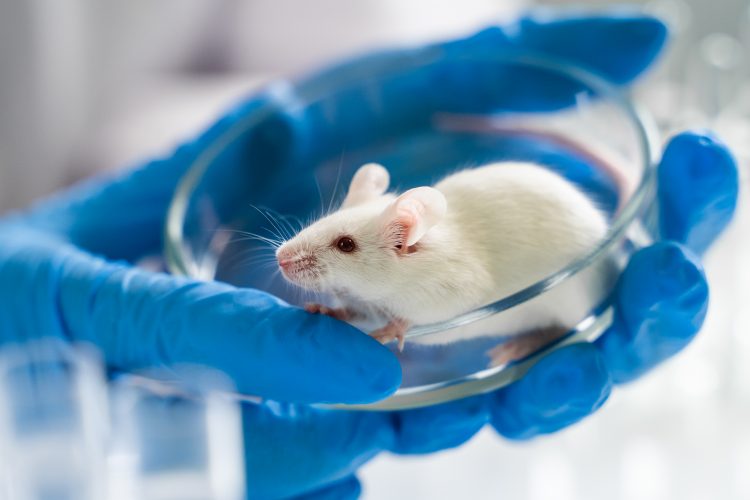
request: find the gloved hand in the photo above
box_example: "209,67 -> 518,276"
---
240,142 -> 738,495
236,14 -> 735,500
0,10 -> 738,500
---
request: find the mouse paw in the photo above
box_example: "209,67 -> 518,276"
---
370,318 -> 409,352
304,303 -> 354,321
487,327 -> 568,367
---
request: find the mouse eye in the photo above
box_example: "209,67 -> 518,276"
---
335,236 -> 357,253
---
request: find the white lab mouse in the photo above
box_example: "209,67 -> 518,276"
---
276,162 -> 613,365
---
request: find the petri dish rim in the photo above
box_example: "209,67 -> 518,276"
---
164,52 -> 659,409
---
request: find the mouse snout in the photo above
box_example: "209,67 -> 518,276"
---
276,246 -> 320,285
276,247 -> 296,269
277,257 -> 293,270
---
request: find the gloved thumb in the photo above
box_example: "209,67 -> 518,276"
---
0,230 -> 401,405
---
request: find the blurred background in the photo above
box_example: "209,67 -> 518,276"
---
0,0 -> 748,499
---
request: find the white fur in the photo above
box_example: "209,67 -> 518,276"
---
277,162 -> 612,344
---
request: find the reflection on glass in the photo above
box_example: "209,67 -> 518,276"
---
109,368 -> 245,500
0,341 -> 109,500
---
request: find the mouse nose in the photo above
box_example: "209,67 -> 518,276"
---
277,247 -> 293,269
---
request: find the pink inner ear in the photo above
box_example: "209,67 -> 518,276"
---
395,219 -> 413,253
381,187 -> 445,252
386,207 -> 418,254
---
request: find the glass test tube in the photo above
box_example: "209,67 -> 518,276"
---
109,368 -> 245,500
0,340 -> 110,500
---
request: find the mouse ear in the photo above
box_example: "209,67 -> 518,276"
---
341,163 -> 390,208
380,187 -> 447,252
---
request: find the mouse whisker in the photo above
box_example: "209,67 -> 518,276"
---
282,215 -> 304,238
267,210 -> 297,241
221,246 -> 277,271
249,205 -> 291,242
230,233 -> 279,246
326,150 -> 346,216
313,173 -> 326,219
234,250 -> 278,265
270,211 -> 299,241
230,231 -> 284,249
217,228 -> 283,246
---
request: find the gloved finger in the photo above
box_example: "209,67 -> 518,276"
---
434,13 -> 668,113
242,403 -> 392,499
21,83 -> 306,263
504,11 -> 667,85
291,476 -> 362,500
657,130 -> 739,255
595,241 -> 708,384
389,395 -> 489,454
489,343 -> 611,440
312,13 -> 667,102
0,234 -> 401,404
297,14 -> 667,158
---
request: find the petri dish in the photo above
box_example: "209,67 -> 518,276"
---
164,50 -> 659,410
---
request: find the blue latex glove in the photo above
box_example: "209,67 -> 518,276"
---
240,137 -> 737,498
235,15 -> 734,500
0,11 -> 739,500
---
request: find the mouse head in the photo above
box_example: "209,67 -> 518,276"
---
276,163 -> 447,295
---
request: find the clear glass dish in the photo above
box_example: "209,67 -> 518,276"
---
165,51 -> 658,410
